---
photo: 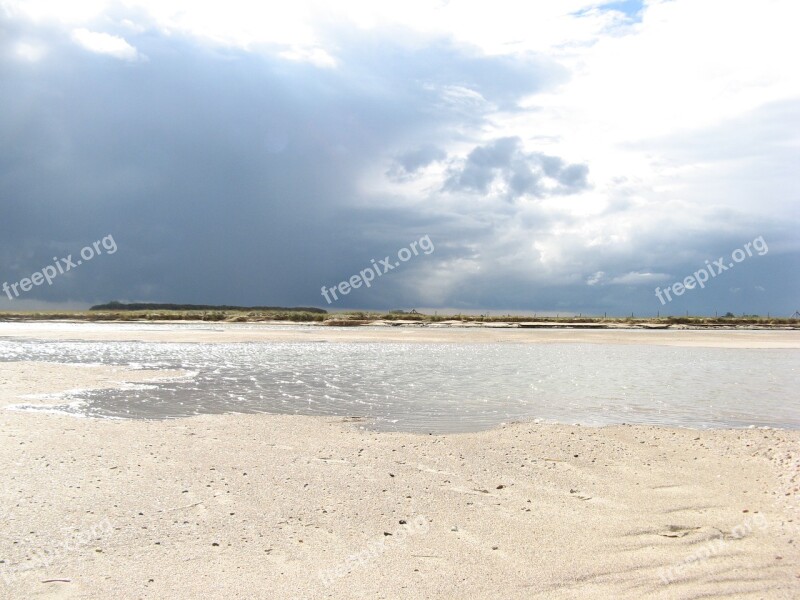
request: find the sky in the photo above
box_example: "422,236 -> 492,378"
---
1,0 -> 798,316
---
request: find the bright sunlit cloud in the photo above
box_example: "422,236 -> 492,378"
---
71,28 -> 140,60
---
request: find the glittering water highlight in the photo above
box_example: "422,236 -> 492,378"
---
1,336 -> 797,432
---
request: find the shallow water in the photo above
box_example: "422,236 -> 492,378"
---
1,335 -> 798,432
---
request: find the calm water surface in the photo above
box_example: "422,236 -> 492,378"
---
1,329 -> 798,432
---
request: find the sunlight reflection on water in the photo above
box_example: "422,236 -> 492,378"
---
2,337 -> 797,432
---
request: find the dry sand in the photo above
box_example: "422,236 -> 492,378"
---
0,329 -> 799,599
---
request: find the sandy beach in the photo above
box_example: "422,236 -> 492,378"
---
1,328 -> 799,599
5,0 -> 798,597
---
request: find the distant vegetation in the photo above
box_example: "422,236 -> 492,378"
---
90,301 -> 326,313
0,310 -> 328,323
0,307 -> 796,328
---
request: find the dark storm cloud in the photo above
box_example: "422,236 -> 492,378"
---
0,18 -> 564,308
443,137 -> 590,199
2,13 -> 796,317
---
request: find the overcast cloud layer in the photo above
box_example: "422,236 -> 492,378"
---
1,0 -> 798,315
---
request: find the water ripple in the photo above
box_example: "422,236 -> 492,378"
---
0,339 -> 797,432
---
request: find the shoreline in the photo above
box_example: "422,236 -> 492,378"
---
1,316 -> 799,331
2,321 -> 800,347
0,361 -> 798,598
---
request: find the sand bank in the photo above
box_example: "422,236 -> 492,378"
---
1,321 -> 799,348
0,361 -> 188,409
0,361 -> 798,599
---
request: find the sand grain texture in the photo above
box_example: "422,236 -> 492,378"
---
0,355 -> 798,599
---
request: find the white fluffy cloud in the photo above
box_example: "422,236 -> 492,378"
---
71,28 -> 140,60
